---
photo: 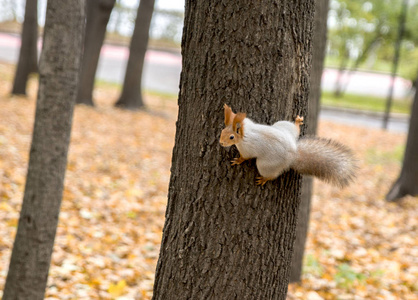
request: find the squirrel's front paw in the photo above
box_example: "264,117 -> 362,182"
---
231,157 -> 247,166
295,115 -> 304,125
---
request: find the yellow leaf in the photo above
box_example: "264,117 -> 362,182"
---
125,188 -> 144,198
88,278 -> 101,287
0,201 -> 13,212
108,280 -> 127,298
322,272 -> 333,281
7,218 -> 18,227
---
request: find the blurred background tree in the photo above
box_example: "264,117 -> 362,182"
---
290,0 -> 330,283
77,0 -> 116,106
3,0 -> 85,298
115,0 -> 155,110
386,81 -> 418,201
11,0 -> 38,96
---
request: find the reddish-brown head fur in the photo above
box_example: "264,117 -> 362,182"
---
224,103 -> 236,126
220,104 -> 246,147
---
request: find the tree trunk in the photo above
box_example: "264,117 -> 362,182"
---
152,1 -> 315,299
112,0 -> 124,33
339,35 -> 381,97
382,0 -> 409,129
3,1 -> 85,299
289,0 -> 330,283
386,77 -> 418,201
333,47 -> 349,98
115,0 -> 155,110
76,0 -> 116,106
11,0 -> 38,95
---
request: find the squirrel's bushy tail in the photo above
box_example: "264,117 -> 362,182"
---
291,137 -> 357,187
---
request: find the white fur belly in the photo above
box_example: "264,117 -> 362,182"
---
235,118 -> 299,178
256,149 -> 296,179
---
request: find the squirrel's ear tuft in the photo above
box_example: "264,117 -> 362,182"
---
224,104 -> 236,126
233,113 -> 246,136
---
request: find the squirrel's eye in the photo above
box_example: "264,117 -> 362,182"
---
229,135 -> 234,140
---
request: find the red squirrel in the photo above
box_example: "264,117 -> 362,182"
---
219,104 -> 356,186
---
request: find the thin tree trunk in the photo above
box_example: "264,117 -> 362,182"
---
334,47 -> 349,98
76,0 -> 116,106
289,0 -> 330,283
152,1 -> 315,299
115,0 -> 155,110
386,77 -> 418,201
11,0 -> 38,95
8,0 -> 18,21
382,0 -> 409,129
3,1 -> 85,299
112,0 -> 124,33
339,35 -> 381,96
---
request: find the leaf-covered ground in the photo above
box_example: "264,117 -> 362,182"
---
0,62 -> 417,299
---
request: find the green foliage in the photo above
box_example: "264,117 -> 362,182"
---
321,91 -> 412,114
126,211 -> 138,219
334,263 -> 366,289
144,89 -> 178,101
303,254 -> 324,277
366,144 -> 405,166
370,269 -> 385,281
149,9 -> 184,46
95,79 -> 122,89
327,0 -> 418,80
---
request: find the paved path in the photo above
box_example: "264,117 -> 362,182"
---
99,43 -> 182,94
320,107 -> 409,133
0,32 -> 183,95
0,32 -> 409,133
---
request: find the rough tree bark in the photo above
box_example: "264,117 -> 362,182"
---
3,1 -> 85,299
289,0 -> 330,283
115,0 -> 155,110
76,0 -> 115,106
386,77 -> 418,201
152,1 -> 315,299
11,0 -> 38,95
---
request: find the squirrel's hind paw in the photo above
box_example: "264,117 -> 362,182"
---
295,116 -> 304,134
256,176 -> 271,186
